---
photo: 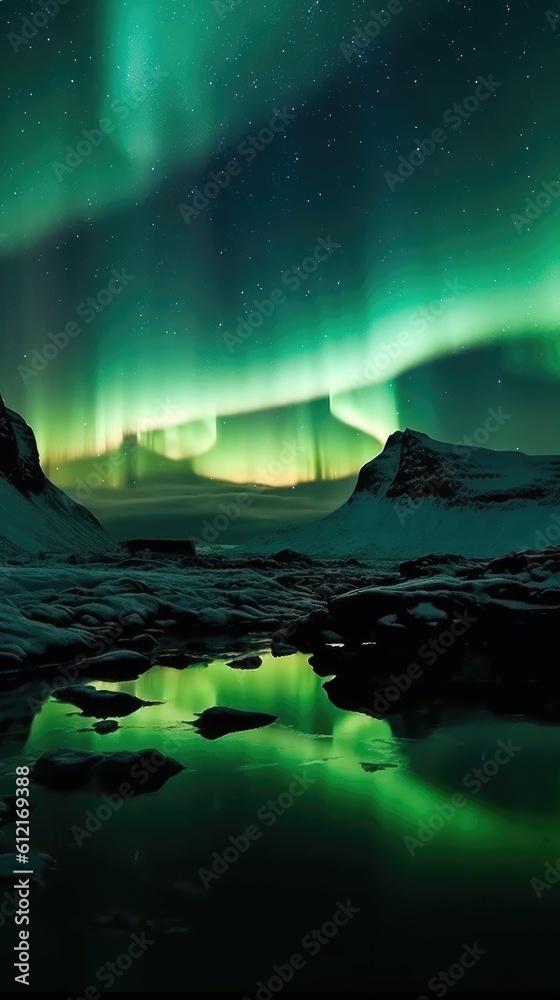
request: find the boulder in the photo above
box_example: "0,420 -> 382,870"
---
32,748 -> 183,794
189,706 -> 277,740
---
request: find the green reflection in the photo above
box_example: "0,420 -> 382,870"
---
28,653 -> 533,851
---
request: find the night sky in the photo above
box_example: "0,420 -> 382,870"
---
1,0 -> 559,535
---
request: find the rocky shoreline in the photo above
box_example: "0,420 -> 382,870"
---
0,544 -> 558,726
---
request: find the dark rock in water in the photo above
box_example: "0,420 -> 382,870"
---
189,706 -> 277,740
157,649 -> 209,668
309,647 -> 363,677
321,672 -> 382,715
79,650 -> 151,681
360,762 -> 398,773
226,654 -> 262,670
94,749 -> 184,793
92,719 -> 119,734
270,642 -> 298,658
32,748 -> 93,788
52,684 -> 162,719
32,748 -> 184,794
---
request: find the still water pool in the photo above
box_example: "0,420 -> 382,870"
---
0,653 -> 558,992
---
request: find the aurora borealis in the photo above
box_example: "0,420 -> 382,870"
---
1,0 -> 560,509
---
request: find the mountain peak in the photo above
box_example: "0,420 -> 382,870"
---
384,427 -> 428,448
0,396 -> 118,558
247,428 -> 560,560
382,428 -> 456,456
353,428 -> 456,500
0,393 -> 19,480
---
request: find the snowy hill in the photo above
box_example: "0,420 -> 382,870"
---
0,395 -> 118,558
244,429 -> 560,560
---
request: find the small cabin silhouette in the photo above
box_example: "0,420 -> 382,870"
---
125,538 -> 197,556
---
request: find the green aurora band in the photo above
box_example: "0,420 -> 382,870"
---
1,0 -> 559,485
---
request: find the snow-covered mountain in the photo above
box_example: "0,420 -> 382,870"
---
0,395 -> 118,558
245,428 -> 560,560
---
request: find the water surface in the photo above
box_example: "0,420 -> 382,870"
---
0,653 -> 558,992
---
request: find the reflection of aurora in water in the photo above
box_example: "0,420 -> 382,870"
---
29,654 -> 544,851
18,651 -> 560,990
2,1 -> 560,485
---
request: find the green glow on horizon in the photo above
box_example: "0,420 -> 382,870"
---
35,267 -> 560,483
3,0 -> 560,486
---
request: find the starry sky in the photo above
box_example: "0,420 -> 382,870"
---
1,0 -> 559,536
